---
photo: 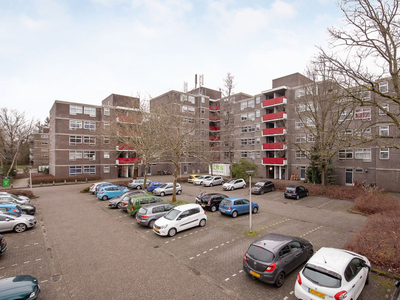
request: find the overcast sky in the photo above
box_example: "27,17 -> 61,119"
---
0,0 -> 343,122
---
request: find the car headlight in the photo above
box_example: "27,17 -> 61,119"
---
158,225 -> 168,229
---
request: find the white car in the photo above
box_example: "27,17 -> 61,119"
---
193,175 -> 212,185
152,183 -> 182,196
222,178 -> 246,191
89,182 -> 109,194
153,204 -> 207,237
203,176 -> 224,187
294,247 -> 370,300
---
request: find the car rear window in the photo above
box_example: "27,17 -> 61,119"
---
247,245 -> 274,263
138,207 -> 147,215
286,187 -> 295,192
302,264 -> 341,288
220,199 -> 231,206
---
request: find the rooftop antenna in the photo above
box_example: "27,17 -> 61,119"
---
183,82 -> 188,92
199,74 -> 204,87
195,74 -> 198,89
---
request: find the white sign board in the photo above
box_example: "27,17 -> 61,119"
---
210,164 -> 230,176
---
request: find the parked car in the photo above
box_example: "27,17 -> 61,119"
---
153,183 -> 182,197
195,193 -> 229,212
294,247 -> 371,300
97,185 -> 129,200
128,179 -> 152,190
0,275 -> 40,299
146,181 -> 164,192
107,190 -> 147,208
391,281 -> 400,300
243,233 -> 313,287
153,204 -> 207,237
251,181 -> 275,195
95,182 -> 115,194
284,185 -> 309,200
89,182 -> 109,194
127,194 -> 164,216
203,176 -> 224,187
219,197 -> 259,218
0,203 -> 22,216
222,178 -> 246,191
0,197 -> 36,215
0,213 -> 37,233
0,234 -> 7,255
136,202 -> 174,228
0,192 -> 30,203
187,174 -> 201,183
193,175 -> 212,185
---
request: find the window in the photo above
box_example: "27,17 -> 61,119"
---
41,134 -> 48,138
248,112 -> 255,121
241,151 -> 248,158
103,136 -> 110,144
256,123 -> 260,131
188,96 -> 195,104
355,148 -> 371,160
296,134 -> 306,143
201,130 -> 205,136
41,141 -> 48,145
354,108 -> 371,120
69,120 -> 82,130
70,105 -> 83,115
255,96 -> 261,104
69,150 -> 82,160
84,121 -> 96,131
180,94 -> 188,102
379,125 -> 389,136
41,155 -> 48,159
104,165 -> 110,173
339,111 -> 353,122
256,151 -> 261,159
306,118 -> 315,127
69,136 -> 82,145
248,151 -> 255,159
201,119 -> 205,125
83,136 -> 96,145
248,125 -> 255,132
104,122 -> 110,130
104,151 -> 110,159
295,88 -> 305,99
83,165 -> 96,174
247,100 -> 254,108
69,166 -> 82,175
83,151 -> 96,160
201,97 -> 205,103
295,120 -> 304,130
380,148 -> 389,159
201,108 -> 205,114
379,81 -> 388,93
104,107 -> 110,116
241,114 -> 247,121
188,106 -> 195,114
339,149 -> 353,160
255,110 -> 260,118
295,150 -> 307,160
360,90 -> 371,100
379,103 -> 389,115
279,245 -> 291,258
241,127 -> 247,134
84,106 -> 96,117
307,134 -> 315,142
241,139 -> 247,147
296,104 -> 306,112
240,102 -> 247,110
248,138 -> 255,145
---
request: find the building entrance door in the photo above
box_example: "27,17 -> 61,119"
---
345,168 -> 353,185
300,167 -> 306,180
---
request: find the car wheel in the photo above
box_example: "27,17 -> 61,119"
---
168,228 -> 177,237
252,207 -> 258,214
230,186 -> 234,191
365,272 -> 370,285
232,211 -> 238,218
296,195 -> 300,200
102,195 -> 108,200
177,190 -> 182,195
211,205 -> 217,212
271,186 -> 275,192
117,203 -> 122,209
306,192 -> 309,197
242,184 -> 246,189
275,272 -> 285,288
199,219 -> 206,227
284,195 -> 288,199
148,220 -> 155,228
14,223 -> 27,233
210,183 -> 213,187
137,186 -> 142,190
308,249 -> 313,260
260,190 -> 265,195
160,192 -> 165,197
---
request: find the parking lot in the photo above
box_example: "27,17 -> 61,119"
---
0,179 -> 397,299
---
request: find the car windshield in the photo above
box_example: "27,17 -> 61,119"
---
286,187 -> 296,192
3,213 -> 17,218
255,182 -> 265,186
226,179 -> 235,184
220,199 -> 231,206
247,245 -> 274,263
164,209 -> 180,220
303,264 -> 341,288
159,184 -> 168,188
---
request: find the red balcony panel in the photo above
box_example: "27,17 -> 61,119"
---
262,157 -> 287,165
262,127 -> 286,136
262,96 -> 287,108
209,136 -> 221,141
262,111 -> 287,122
117,144 -> 134,150
209,126 -> 221,131
209,115 -> 221,121
210,147 -> 220,151
209,105 -> 220,111
262,142 -> 286,150
116,157 -> 142,164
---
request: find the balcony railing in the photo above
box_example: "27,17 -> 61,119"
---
116,157 -> 142,165
209,136 -> 221,141
210,147 -> 220,151
209,115 -> 221,121
209,126 -> 221,131
262,111 -> 287,122
116,144 -> 135,151
209,105 -> 220,111
262,142 -> 286,150
262,157 -> 287,165
262,96 -> 287,108
262,127 -> 286,136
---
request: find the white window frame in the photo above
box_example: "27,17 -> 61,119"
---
307,134 -> 315,142
104,165 -> 110,173
295,120 -> 304,130
248,112 -> 255,121
355,148 -> 371,160
69,136 -> 82,146
103,136 -> 110,144
83,165 -> 96,174
104,151 -> 110,159
70,105 -> 83,115
379,125 -> 389,136
241,151 -> 248,158
84,106 -> 96,117
379,103 -> 389,115
69,150 -> 82,161
295,88 -> 305,99
84,121 -> 96,131
296,134 -> 306,144
188,96 -> 195,104
83,136 -> 96,145
354,108 -> 371,120
379,148 -> 389,159
83,151 -> 96,160
104,107 -> 110,116
240,102 -> 247,111
338,149 -> 353,160
69,120 -> 82,130
295,150 -> 307,160
256,110 -> 260,118
247,99 -> 254,108
241,113 -> 247,121
69,166 -> 82,176
379,81 -> 388,93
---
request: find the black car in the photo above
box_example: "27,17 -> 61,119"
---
195,193 -> 229,212
251,181 -> 275,195
0,234 -> 7,255
0,199 -> 36,215
284,185 -> 308,200
243,233 -> 313,288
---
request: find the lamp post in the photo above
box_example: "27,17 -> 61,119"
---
246,170 -> 255,234
29,166 -> 32,191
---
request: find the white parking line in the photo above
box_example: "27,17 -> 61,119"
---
300,226 -> 323,237
318,200 -> 334,208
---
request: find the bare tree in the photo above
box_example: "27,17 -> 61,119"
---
0,108 -> 35,176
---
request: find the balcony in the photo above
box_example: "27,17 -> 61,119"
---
209,105 -> 220,111
262,157 -> 287,166
209,115 -> 221,121
262,127 -> 286,136
262,111 -> 287,122
262,142 -> 286,150
116,144 -> 134,151
116,157 -> 142,165
209,136 -> 221,141
210,147 -> 220,151
262,96 -> 287,108
209,126 -> 221,131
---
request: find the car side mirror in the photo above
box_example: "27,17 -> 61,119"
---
177,217 -> 182,220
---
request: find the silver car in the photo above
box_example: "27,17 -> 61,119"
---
135,202 -> 174,228
0,193 -> 30,204
203,176 -> 224,187
128,179 -> 152,190
153,183 -> 182,196
0,213 -> 37,233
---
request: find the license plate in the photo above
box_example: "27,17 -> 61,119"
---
250,270 -> 261,278
154,228 -> 159,232
221,210 -> 225,213
287,193 -> 292,197
201,204 -> 205,207
309,288 -> 325,299
137,220 -> 140,223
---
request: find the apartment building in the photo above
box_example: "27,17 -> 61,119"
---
29,127 -> 50,168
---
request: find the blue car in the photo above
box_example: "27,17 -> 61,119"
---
146,181 -> 164,192
0,275 -> 40,299
97,186 -> 129,200
219,197 -> 259,218
0,203 -> 22,216
95,182 -> 115,194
